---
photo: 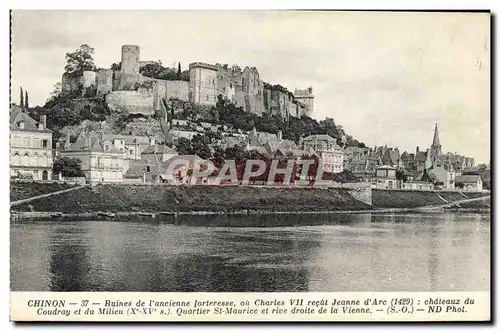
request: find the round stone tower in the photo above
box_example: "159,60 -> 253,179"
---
121,45 -> 140,76
118,45 -> 141,90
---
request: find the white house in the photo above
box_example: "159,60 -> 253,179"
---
455,175 -> 483,191
10,107 -> 53,180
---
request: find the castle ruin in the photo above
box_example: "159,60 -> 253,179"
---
61,44 -> 314,118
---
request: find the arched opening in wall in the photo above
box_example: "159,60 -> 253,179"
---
146,165 -> 151,173
12,153 -> 20,166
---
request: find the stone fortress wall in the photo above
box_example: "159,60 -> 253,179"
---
61,44 -> 314,118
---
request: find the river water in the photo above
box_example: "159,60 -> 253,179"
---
10,212 -> 490,292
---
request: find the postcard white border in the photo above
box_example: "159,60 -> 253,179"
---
4,1 -> 497,330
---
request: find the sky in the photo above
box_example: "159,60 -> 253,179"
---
10,10 -> 491,163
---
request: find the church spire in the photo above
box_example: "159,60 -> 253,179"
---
431,122 -> 442,156
432,122 -> 440,146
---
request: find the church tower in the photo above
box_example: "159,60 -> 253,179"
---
430,123 -> 442,156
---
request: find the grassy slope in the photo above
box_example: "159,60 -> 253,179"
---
10,185 -> 371,213
10,182 -> 71,202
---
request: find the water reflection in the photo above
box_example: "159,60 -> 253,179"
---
10,212 -> 490,292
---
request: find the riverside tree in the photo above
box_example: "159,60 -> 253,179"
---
53,157 -> 85,178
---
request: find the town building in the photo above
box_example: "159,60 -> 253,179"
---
428,164 -> 456,190
10,107 -> 53,180
455,175 -> 483,191
401,181 -> 434,191
428,123 -> 475,172
302,134 -> 344,173
374,165 -> 399,189
141,144 -> 178,163
344,146 -> 370,164
60,133 -> 124,184
381,148 -> 403,168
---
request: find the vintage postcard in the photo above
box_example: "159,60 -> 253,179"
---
9,10 -> 491,322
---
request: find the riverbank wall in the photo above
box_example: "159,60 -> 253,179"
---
9,182 -> 490,216
10,184 -> 372,214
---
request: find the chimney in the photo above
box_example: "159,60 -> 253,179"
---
40,115 -> 47,129
277,130 -> 282,140
65,132 -> 71,150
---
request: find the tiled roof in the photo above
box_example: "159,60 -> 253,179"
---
159,155 -> 204,172
10,108 -> 52,133
302,134 -> 337,143
455,175 -> 481,184
264,139 -> 299,153
142,145 -> 178,155
124,160 -> 161,178
415,151 -> 428,162
103,133 -> 150,145
67,135 -> 122,154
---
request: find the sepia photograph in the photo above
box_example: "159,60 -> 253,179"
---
9,9 -> 490,303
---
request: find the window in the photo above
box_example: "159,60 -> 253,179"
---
130,150 -> 133,155
42,140 -> 48,148
18,121 -> 25,129
104,144 -> 110,153
38,123 -> 44,130
146,165 -> 151,173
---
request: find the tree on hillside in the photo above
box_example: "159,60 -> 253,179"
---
396,169 -> 408,182
179,70 -> 190,82
19,87 -> 24,108
110,62 -> 121,71
319,117 -> 344,139
53,157 -> 85,178
175,137 -> 193,155
48,83 -> 62,102
64,44 -> 97,74
140,63 -> 178,80
177,62 -> 182,77
24,90 -> 29,109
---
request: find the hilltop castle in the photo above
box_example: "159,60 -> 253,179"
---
62,44 -> 314,119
